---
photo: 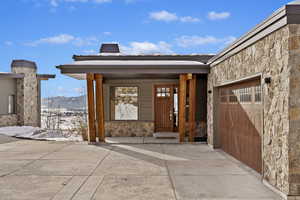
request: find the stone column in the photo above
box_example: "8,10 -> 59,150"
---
11,60 -> 39,127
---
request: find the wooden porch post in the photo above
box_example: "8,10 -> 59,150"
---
188,74 -> 196,142
86,73 -> 96,142
95,74 -> 105,142
179,74 -> 187,143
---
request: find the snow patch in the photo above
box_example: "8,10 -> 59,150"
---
0,126 -> 82,141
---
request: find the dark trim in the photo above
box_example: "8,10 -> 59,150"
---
37,74 -> 56,80
209,3 -> 300,66
0,73 -> 24,79
57,65 -> 210,75
73,55 -> 214,64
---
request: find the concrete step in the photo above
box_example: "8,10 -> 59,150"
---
153,132 -> 178,139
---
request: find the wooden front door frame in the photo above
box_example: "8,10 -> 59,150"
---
153,84 -> 178,132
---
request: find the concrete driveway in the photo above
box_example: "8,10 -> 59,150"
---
0,139 -> 280,200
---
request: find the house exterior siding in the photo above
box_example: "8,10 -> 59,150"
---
208,24 -> 300,196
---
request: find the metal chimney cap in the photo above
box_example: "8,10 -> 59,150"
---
100,43 -> 120,53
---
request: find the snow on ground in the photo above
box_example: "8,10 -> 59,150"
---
0,126 -> 82,141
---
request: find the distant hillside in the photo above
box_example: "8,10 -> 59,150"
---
42,95 -> 86,111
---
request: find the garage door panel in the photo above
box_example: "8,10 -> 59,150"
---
218,79 -> 262,173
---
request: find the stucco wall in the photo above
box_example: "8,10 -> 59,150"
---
0,79 -> 16,115
208,25 -> 291,195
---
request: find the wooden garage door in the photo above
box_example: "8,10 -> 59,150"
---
218,78 -> 262,173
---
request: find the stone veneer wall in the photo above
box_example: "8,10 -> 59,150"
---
0,114 -> 18,127
12,61 -> 39,127
288,24 -> 300,196
105,121 -> 154,137
208,25 -> 291,195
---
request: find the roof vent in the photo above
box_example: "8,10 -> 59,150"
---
100,43 -> 120,54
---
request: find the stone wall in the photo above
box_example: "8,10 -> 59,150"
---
0,114 -> 18,127
288,24 -> 300,196
105,121 -> 154,137
208,25 -> 291,195
12,60 -> 39,127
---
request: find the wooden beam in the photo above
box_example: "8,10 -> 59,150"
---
95,74 -> 105,142
189,75 -> 196,142
179,74 -> 187,143
86,73 -> 96,143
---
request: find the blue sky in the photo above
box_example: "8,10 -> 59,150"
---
0,0 -> 291,97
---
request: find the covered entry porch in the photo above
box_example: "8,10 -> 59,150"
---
57,55 -> 210,143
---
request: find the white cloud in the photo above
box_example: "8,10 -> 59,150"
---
208,11 -> 231,20
149,10 -> 200,23
180,16 -> 200,23
4,41 -> 13,46
103,31 -> 112,35
48,0 -> 111,7
149,10 -> 178,22
74,87 -> 85,94
82,49 -> 97,54
73,36 -> 99,46
121,41 -> 173,55
175,35 -> 236,48
25,34 -> 99,46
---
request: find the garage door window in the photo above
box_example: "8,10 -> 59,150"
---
220,89 -> 228,103
254,86 -> 262,103
239,87 -> 252,103
220,83 -> 261,105
229,89 -> 238,103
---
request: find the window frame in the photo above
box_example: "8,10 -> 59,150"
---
110,86 -> 140,121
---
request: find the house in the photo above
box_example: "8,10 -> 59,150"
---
0,60 -> 55,127
56,1 -> 300,199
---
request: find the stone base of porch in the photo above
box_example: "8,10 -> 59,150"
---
105,121 -> 154,137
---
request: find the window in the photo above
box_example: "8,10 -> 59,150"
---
229,89 -> 239,103
156,87 -> 171,97
111,87 -> 138,120
8,95 -> 15,114
254,85 -> 262,102
239,87 -> 252,103
220,89 -> 228,103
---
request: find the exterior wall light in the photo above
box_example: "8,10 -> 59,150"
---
264,77 -> 271,84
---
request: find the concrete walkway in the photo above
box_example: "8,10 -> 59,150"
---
0,140 -> 280,200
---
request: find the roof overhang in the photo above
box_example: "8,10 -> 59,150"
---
37,74 -> 56,80
0,73 -> 24,79
56,60 -> 209,80
209,2 -> 300,66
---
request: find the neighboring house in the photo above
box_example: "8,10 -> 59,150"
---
0,60 -> 55,127
56,1 -> 300,199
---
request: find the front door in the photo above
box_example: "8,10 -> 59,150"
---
154,84 -> 178,132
